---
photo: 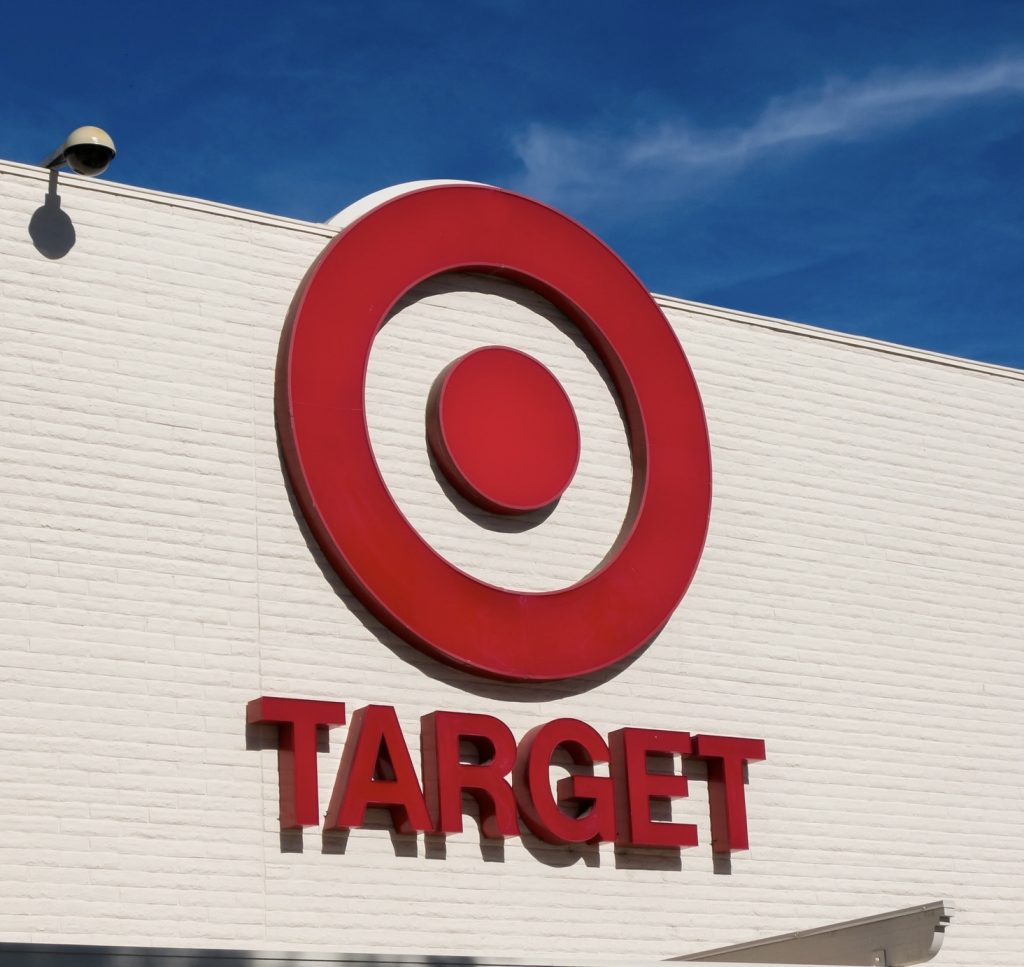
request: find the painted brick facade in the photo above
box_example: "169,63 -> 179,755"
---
0,160 -> 1020,964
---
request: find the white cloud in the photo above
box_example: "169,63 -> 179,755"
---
512,56 -> 1024,206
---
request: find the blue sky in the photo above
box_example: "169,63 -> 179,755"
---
2,1 -> 1022,367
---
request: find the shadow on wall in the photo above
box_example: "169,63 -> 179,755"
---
28,169 -> 76,259
314,798 -> 686,872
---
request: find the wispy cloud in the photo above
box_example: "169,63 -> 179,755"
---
512,56 -> 1024,207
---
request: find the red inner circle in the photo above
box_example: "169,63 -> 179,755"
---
427,347 -> 581,515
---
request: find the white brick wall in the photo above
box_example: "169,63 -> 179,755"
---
0,160 -> 1021,964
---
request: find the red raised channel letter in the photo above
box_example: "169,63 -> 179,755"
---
421,711 -> 518,838
246,697 -> 347,828
694,734 -> 767,853
513,718 -> 616,844
610,727 -> 697,848
326,704 -> 432,834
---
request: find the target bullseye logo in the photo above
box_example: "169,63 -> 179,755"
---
277,183 -> 712,682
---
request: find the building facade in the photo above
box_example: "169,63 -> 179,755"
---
0,159 -> 1021,966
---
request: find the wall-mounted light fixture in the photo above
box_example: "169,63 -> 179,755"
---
41,126 -> 116,177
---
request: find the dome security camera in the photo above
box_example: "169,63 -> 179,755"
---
41,126 -> 116,177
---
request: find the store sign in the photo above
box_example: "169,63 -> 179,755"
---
260,186 -> 763,852
248,697 -> 765,854
276,183 -> 713,682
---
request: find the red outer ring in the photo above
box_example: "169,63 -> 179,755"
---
277,184 -> 712,682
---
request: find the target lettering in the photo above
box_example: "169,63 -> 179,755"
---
248,697 -> 765,854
